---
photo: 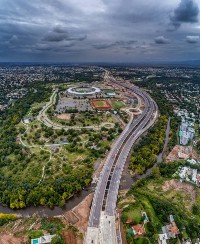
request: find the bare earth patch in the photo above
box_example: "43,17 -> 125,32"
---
118,190 -> 135,207
63,229 -> 78,244
162,179 -> 196,209
57,113 -> 71,120
64,193 -> 94,243
166,145 -> 199,162
73,193 -> 94,234
0,232 -> 28,244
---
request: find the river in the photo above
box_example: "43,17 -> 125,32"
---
157,117 -> 171,163
0,189 -> 92,217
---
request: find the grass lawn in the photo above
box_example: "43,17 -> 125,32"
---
135,237 -> 150,244
111,100 -> 125,109
93,101 -> 108,107
182,229 -> 189,239
104,89 -> 115,94
125,208 -> 142,223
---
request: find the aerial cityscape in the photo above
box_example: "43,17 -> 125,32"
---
0,0 -> 200,244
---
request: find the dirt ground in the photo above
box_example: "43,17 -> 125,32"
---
166,145 -> 199,162
64,193 -> 94,244
63,229 -> 78,244
0,232 -> 28,244
73,193 -> 93,233
64,211 -> 79,224
116,209 -> 127,244
162,179 -> 196,209
57,113 -> 71,120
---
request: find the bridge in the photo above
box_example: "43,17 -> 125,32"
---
85,72 -> 158,244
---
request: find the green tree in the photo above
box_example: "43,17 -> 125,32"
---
151,166 -> 161,178
51,235 -> 65,244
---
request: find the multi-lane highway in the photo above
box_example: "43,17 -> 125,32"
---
85,72 -> 158,244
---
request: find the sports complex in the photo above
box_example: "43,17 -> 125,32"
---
67,86 -> 101,96
91,99 -> 113,110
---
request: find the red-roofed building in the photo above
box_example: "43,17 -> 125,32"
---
161,215 -> 180,239
125,218 -> 133,224
131,224 -> 145,236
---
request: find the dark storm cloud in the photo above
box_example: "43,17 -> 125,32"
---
154,36 -> 170,44
186,35 -> 199,43
93,43 -> 116,50
0,0 -> 200,62
43,32 -> 86,42
170,0 -> 199,29
93,40 -> 137,50
53,26 -> 69,34
43,26 -> 87,42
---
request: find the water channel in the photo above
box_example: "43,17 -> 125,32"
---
0,189 -> 92,217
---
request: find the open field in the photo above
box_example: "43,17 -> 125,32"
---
51,110 -> 116,127
57,113 -> 71,120
111,100 -> 125,110
91,99 -> 112,110
103,89 -> 115,94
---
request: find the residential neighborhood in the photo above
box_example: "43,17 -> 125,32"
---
158,215 -> 180,244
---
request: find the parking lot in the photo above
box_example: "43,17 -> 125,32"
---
56,97 -> 93,112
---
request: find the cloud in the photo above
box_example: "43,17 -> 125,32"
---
53,25 -> 69,34
9,35 -> 18,43
154,36 -> 169,44
0,0 -> 200,62
93,43 -> 116,49
186,35 -> 199,43
170,0 -> 199,29
43,27 -> 87,42
93,40 -> 137,49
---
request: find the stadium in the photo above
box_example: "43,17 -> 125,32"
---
67,86 -> 101,97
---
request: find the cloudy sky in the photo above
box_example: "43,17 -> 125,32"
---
0,0 -> 200,62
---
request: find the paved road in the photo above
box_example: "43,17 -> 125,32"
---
37,88 -> 115,131
85,72 -> 158,244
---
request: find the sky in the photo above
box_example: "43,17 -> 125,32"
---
0,0 -> 200,63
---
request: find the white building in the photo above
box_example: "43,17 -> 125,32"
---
31,234 -> 56,244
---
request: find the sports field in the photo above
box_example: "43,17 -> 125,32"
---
103,89 -> 115,94
111,100 -> 125,109
91,99 -> 112,110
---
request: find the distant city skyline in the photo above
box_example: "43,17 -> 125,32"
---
0,0 -> 200,62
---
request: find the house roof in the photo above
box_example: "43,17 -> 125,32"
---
125,218 -> 133,224
159,233 -> 168,244
170,222 -> 179,234
131,224 -> 145,235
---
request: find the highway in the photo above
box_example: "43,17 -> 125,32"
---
85,72 -> 158,244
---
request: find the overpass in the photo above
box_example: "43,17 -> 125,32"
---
85,72 -> 158,244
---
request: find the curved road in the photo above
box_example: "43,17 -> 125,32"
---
37,89 -> 115,131
85,72 -> 158,244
